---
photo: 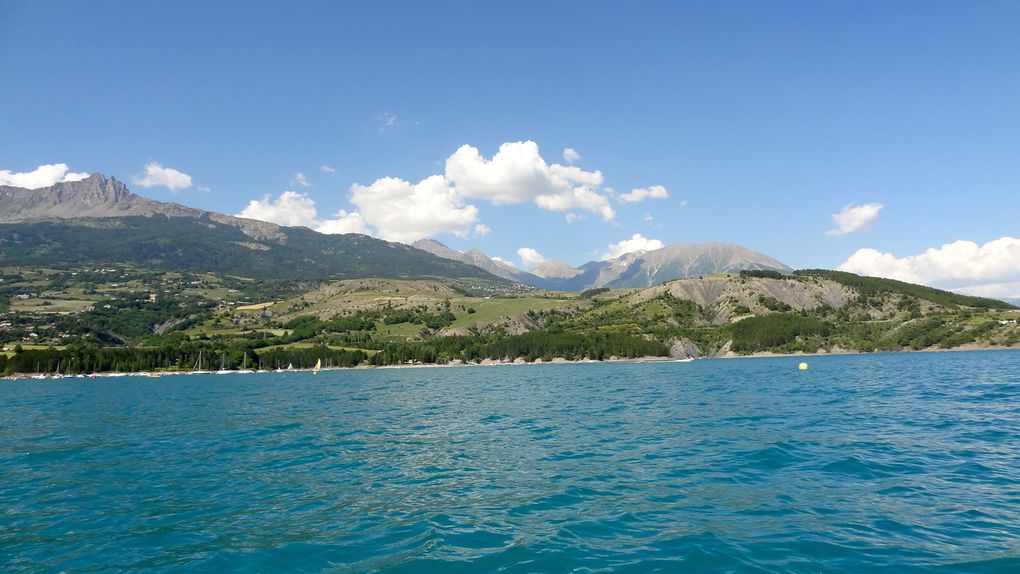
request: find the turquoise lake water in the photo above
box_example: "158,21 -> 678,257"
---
2,351 -> 1020,573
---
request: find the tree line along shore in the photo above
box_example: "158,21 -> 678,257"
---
2,269 -> 1018,378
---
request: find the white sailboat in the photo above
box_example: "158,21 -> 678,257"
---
237,353 -> 254,374
312,358 -> 322,375
216,352 -> 231,374
191,350 -> 210,374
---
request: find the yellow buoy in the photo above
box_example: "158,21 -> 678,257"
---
798,362 -> 809,371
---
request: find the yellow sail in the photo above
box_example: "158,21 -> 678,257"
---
313,358 -> 322,374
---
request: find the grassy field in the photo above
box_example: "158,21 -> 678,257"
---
41,292 -> 106,301
10,298 -> 96,313
235,301 -> 277,311
375,322 -> 426,339
1,343 -> 68,357
178,321 -> 287,337
447,296 -> 579,328
255,342 -> 378,354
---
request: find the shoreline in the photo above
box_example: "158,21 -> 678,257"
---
711,342 -> 1020,360
3,344 -> 1019,380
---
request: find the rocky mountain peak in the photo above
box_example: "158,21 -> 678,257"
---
411,239 -> 464,260
408,237 -> 792,291
0,173 -> 287,241
48,173 -> 132,203
0,173 -> 171,222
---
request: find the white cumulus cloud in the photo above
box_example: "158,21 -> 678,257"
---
239,192 -> 369,235
617,185 -> 669,204
317,210 -> 368,235
347,175 -> 481,243
827,202 -> 884,236
563,147 -> 581,163
295,172 -> 311,187
248,140 -> 665,244
320,165 -> 336,173
132,162 -> 193,193
239,191 -> 320,228
0,163 -> 89,189
534,185 -> 615,221
517,247 -> 547,268
446,141 -> 615,220
953,280 -> 1020,300
601,233 -> 665,260
837,236 -> 1020,287
239,177 -> 485,243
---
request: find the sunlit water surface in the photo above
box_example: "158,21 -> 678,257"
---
3,351 -> 1020,572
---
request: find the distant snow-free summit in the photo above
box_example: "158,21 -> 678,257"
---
414,238 -> 792,291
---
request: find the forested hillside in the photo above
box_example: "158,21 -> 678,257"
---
0,216 -> 512,289
2,267 -> 1017,376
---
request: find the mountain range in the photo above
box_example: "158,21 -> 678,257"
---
0,175 -> 507,290
3,175 -> 1017,375
1,174 -> 791,290
414,238 -> 791,291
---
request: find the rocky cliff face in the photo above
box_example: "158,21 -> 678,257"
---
0,174 -> 198,220
625,275 -> 855,324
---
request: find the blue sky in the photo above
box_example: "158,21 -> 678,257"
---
2,1 -> 1019,295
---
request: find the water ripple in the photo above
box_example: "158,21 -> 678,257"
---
2,351 -> 1020,572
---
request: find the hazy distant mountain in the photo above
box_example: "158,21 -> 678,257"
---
0,175 -> 512,287
580,242 -> 793,290
531,261 -> 583,280
412,239 -> 555,287
411,239 -> 524,281
417,239 -> 791,291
